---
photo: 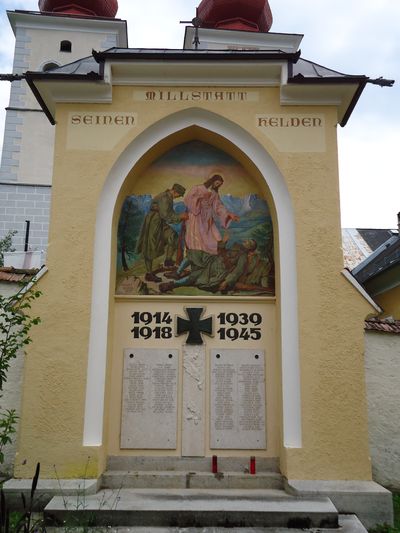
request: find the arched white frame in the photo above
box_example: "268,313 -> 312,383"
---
83,108 -> 302,449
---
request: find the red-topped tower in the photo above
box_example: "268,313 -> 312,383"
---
197,0 -> 273,32
38,0 -> 118,17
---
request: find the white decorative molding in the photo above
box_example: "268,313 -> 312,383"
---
341,269 -> 382,313
184,27 -> 303,53
182,345 -> 206,456
7,11 -> 128,47
183,345 -> 204,391
83,107 -> 302,450
110,61 -> 284,87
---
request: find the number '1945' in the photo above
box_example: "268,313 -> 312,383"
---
217,313 -> 262,342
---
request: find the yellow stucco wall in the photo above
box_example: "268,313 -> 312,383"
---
375,286 -> 400,320
14,85 -> 373,480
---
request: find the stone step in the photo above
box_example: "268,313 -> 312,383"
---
102,470 -> 284,490
44,488 -> 339,529
106,456 -> 280,473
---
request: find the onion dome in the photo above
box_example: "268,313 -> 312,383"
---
197,0 -> 273,32
38,0 -> 118,17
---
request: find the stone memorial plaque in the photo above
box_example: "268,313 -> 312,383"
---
211,349 -> 266,449
121,348 -> 178,449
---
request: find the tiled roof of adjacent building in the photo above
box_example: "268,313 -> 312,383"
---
357,228 -> 395,252
352,233 -> 400,284
0,267 -> 39,283
365,317 -> 400,335
342,228 -> 397,270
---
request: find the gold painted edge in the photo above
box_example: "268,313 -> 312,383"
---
114,294 -> 276,303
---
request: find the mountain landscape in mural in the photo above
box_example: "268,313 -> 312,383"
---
116,141 -> 275,296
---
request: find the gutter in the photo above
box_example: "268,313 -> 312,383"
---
340,79 -> 368,127
341,268 -> 382,313
24,70 -> 103,125
288,73 -> 394,127
92,48 -> 302,63
288,73 -> 368,127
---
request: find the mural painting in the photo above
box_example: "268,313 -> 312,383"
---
116,141 -> 275,297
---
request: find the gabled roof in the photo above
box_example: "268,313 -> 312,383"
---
352,233 -> 400,284
291,58 -> 366,81
32,55 -> 101,77
357,228 -> 396,251
24,46 -> 393,126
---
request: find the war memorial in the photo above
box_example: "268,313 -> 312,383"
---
0,0 -> 396,529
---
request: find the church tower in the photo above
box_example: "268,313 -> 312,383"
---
0,0 -> 127,257
184,0 -> 301,53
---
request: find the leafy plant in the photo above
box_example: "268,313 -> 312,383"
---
0,231 -> 17,268
369,493 -> 400,533
0,411 -> 18,465
0,281 -> 41,464
369,524 -> 399,533
0,284 -> 41,389
394,493 -> 400,530
0,463 -> 45,533
53,457 -> 122,531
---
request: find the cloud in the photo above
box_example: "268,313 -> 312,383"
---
338,121 -> 400,228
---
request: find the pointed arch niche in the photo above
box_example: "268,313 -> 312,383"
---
83,109 -> 302,456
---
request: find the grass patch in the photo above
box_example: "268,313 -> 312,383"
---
394,493 -> 400,530
369,493 -> 400,533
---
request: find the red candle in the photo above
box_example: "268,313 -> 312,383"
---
212,455 -> 218,474
250,456 -> 256,475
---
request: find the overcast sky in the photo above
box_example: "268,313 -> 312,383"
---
0,0 -> 399,228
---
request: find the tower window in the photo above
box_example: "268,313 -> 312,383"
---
60,40 -> 72,53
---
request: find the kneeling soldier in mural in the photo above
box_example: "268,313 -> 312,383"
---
136,183 -> 188,283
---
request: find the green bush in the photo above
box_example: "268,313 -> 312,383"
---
394,494 -> 400,530
0,282 -> 41,464
369,493 -> 400,533
0,231 -> 16,268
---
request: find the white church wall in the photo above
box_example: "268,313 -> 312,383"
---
0,12 -> 124,253
18,113 -> 55,185
365,330 -> 400,490
0,183 -> 51,252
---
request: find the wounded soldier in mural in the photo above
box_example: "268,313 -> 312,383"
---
160,238 -> 273,295
136,183 -> 188,282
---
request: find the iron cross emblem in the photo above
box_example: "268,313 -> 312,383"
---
176,307 -> 213,345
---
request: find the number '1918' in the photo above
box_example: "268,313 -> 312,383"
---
131,326 -> 173,339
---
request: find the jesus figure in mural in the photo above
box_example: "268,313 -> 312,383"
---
160,174 -> 240,292
184,174 -> 239,255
